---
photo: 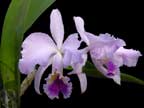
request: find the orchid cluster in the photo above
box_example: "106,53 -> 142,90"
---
19,9 -> 141,99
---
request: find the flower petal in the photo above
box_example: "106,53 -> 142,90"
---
67,49 -> 88,93
63,33 -> 81,50
91,58 -> 121,84
91,59 -> 107,76
62,33 -> 82,68
112,69 -> 121,85
61,76 -> 72,99
74,17 -> 90,45
52,53 -> 63,74
63,50 -> 72,68
98,33 -> 126,47
19,32 -> 57,74
87,33 -> 126,48
85,32 -> 99,44
71,50 -> 88,75
34,64 -> 51,94
67,49 -> 88,74
114,47 -> 142,67
43,73 -> 72,99
50,9 -> 64,49
89,33 -> 126,59
43,73 -> 60,99
77,73 -> 87,93
63,48 -> 88,69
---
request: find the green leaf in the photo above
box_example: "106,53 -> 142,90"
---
84,61 -> 144,86
121,73 -> 144,86
66,66 -> 73,70
0,0 -> 55,107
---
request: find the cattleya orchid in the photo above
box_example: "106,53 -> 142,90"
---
19,9 -> 142,100
74,17 -> 142,84
19,9 -> 87,99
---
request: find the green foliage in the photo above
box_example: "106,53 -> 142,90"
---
0,0 -> 55,107
84,61 -> 144,85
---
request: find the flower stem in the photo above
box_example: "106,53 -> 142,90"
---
20,70 -> 36,96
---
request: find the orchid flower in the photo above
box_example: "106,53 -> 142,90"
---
74,17 -> 142,84
19,9 -> 87,99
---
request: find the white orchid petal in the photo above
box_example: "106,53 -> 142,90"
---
62,33 -> 82,68
63,50 -> 72,68
91,54 -> 121,85
72,49 -> 88,67
63,33 -> 81,50
114,47 -> 142,67
52,53 -> 63,74
89,33 -> 126,59
74,17 -> 90,45
112,69 -> 121,85
78,73 -> 87,93
34,63 -> 51,94
19,32 -> 57,74
50,9 -> 64,49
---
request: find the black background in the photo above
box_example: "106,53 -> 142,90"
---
0,0 -> 144,107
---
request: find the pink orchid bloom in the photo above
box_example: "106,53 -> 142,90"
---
19,9 -> 87,99
74,17 -> 142,84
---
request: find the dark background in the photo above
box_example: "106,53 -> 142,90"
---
0,0 -> 144,107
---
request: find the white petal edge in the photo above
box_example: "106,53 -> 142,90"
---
112,70 -> 121,85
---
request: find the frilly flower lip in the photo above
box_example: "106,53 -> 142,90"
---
43,72 -> 72,99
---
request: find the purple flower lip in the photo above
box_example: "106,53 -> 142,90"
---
107,72 -> 115,76
43,73 -> 72,100
107,61 -> 115,72
106,61 -> 116,76
102,61 -> 115,76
